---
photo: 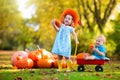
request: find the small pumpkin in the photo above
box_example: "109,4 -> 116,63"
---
16,58 -> 34,69
76,52 -> 90,59
53,57 -> 67,68
55,19 -> 61,28
90,43 -> 94,49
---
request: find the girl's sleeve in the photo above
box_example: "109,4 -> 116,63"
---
100,46 -> 106,53
70,27 -> 74,33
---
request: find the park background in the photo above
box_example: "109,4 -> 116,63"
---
1,0 -> 120,59
0,0 -> 120,58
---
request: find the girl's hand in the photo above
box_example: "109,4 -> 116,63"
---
52,19 -> 55,25
51,19 -> 60,31
76,41 -> 79,45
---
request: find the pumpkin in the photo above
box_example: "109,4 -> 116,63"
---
53,57 -> 67,68
90,43 -> 94,49
28,50 -> 42,61
16,58 -> 34,69
76,52 -> 90,59
62,59 -> 67,68
53,55 -> 58,60
37,59 -> 53,68
16,55 -> 22,60
53,60 -> 58,68
11,51 -> 28,66
41,49 -> 54,59
55,19 -> 61,28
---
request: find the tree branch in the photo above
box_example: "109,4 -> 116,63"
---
81,0 -> 92,30
102,0 -> 116,24
93,0 -> 103,32
86,1 -> 94,13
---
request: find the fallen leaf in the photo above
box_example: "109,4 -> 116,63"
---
17,76 -> 22,80
95,74 -> 100,76
106,74 -> 112,78
12,66 -> 17,70
88,70 -> 93,72
52,77 -> 59,80
63,73 -> 67,76
29,69 -> 35,73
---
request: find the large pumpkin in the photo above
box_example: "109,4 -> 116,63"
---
41,49 -> 54,59
28,50 -> 42,61
11,51 -> 28,66
16,58 -> 34,69
76,52 -> 90,59
37,59 -> 53,68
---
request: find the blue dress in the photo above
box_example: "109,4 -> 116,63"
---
52,24 -> 74,58
93,45 -> 106,59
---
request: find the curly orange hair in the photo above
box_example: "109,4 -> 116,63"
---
60,9 -> 79,28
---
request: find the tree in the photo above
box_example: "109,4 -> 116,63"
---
77,0 -> 116,32
0,0 -> 22,50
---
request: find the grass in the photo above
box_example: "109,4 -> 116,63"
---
0,61 -> 120,80
0,51 -> 120,80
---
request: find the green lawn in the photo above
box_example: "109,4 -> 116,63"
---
0,61 -> 120,80
0,51 -> 120,80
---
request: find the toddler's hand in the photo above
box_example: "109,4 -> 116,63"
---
93,48 -> 98,52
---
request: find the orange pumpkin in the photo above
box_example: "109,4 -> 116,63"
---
16,55 -> 22,60
90,43 -> 94,49
16,58 -> 34,69
41,49 -> 54,59
11,51 -> 28,66
62,59 -> 67,68
53,57 -> 67,68
55,19 -> 61,28
37,59 -> 53,68
76,52 -> 90,59
28,50 -> 42,61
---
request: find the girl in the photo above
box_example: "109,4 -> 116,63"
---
51,9 -> 79,71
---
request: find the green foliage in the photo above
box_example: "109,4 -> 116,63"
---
108,13 -> 120,58
0,0 -> 22,50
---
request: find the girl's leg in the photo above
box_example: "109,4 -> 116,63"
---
65,57 -> 71,71
57,55 -> 63,71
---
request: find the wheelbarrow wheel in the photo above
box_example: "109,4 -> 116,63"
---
77,65 -> 85,72
95,65 -> 103,72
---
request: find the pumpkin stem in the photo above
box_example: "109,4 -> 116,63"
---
37,45 -> 40,50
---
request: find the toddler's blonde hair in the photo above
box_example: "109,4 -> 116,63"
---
97,35 -> 106,43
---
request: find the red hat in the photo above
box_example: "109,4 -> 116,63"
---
60,9 -> 79,28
